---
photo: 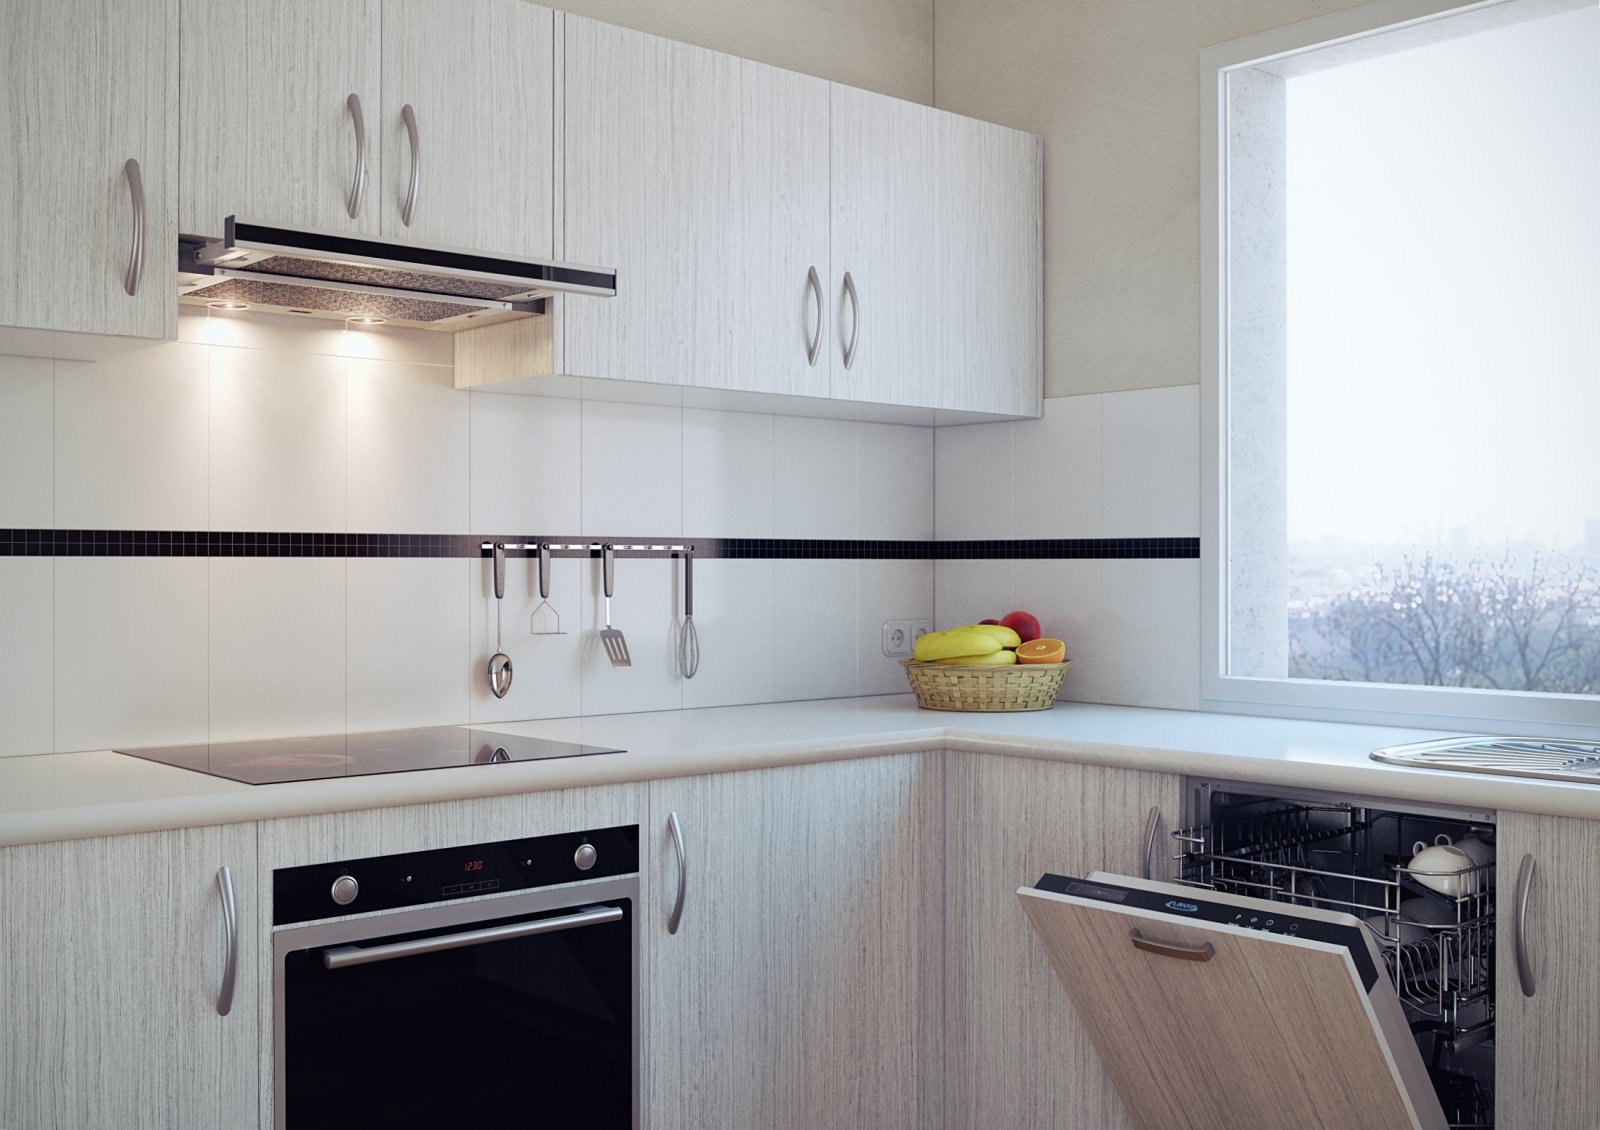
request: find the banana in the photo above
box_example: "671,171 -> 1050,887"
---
913,628 -> 1003,662
936,649 -> 1018,666
957,623 -> 1022,649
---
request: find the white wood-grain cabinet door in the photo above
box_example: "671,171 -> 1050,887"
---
561,16 -> 831,396
178,0 -> 380,239
0,823 -> 259,1130
943,753 -> 1182,1130
1,0 -> 176,338
645,755 -> 943,1130
379,0 -> 555,258
1493,811 -> 1600,1130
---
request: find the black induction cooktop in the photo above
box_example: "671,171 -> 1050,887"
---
115,726 -> 625,785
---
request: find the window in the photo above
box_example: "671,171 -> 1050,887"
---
1201,0 -> 1600,731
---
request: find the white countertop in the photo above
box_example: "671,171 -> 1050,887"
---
4,695 -> 1598,846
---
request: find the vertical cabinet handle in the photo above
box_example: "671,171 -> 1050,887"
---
1141,805 -> 1161,881
122,158 -> 145,297
1513,852 -> 1536,998
346,92 -> 368,220
400,103 -> 420,227
841,270 -> 860,370
804,265 -> 823,366
215,866 -> 238,1017
666,811 -> 687,935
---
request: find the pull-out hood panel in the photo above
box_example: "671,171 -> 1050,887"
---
178,218 -> 616,330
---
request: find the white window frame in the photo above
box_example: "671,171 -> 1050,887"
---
1199,0 -> 1600,737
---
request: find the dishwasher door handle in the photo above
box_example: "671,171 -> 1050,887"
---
322,904 -> 623,970
1129,928 -> 1214,963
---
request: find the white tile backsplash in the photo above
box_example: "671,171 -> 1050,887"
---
346,558 -> 471,731
773,559 -> 858,701
683,409 -> 775,538
933,420 -> 1014,539
209,558 -> 346,741
1101,384 -> 1200,538
933,558 -> 1014,631
581,400 -> 683,537
468,554 -> 584,723
210,346 -> 347,531
774,416 -> 858,537
1071,559 -> 1200,710
468,393 -> 583,535
679,558 -> 777,709
54,557 -> 209,753
857,560 -> 933,695
0,356 -> 53,527
348,359 -> 469,534
0,558 -> 53,756
859,422 -> 933,540
579,555 -> 682,716
54,343 -> 210,529
1013,396 -> 1101,538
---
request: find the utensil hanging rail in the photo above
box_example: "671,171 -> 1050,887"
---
481,542 -> 694,556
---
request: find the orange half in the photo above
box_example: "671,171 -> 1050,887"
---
1015,638 -> 1066,665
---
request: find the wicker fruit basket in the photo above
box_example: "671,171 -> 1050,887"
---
900,658 -> 1071,712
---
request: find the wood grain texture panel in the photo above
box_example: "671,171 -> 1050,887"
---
561,16 -> 831,397
1018,888 -> 1444,1130
380,0 -> 555,258
1494,811 -> 1600,1130
452,313 -> 556,388
645,754 -> 943,1130
0,824 -> 258,1129
943,752 -> 1181,1130
254,782 -> 646,1128
2,0 -> 176,338
179,0 -> 380,238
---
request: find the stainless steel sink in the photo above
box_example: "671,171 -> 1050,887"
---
1371,736 -> 1600,784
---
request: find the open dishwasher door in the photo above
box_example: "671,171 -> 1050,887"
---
1017,872 -> 1450,1130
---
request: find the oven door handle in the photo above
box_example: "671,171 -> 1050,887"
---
321,904 -> 624,970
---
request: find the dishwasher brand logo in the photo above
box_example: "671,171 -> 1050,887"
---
1163,900 -> 1200,913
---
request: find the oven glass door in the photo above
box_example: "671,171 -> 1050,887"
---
279,888 -> 636,1130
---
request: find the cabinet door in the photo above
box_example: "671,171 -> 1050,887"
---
830,87 -> 1042,416
0,824 -> 259,1130
1494,811 -> 1600,1129
943,753 -> 1181,1130
1,0 -> 175,338
380,0 -> 555,258
179,0 -> 380,238
561,16 -> 831,396
645,755 -> 943,1129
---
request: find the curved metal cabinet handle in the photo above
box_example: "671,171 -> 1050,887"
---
841,270 -> 860,370
666,811 -> 687,935
346,92 -> 368,219
215,866 -> 238,1017
1130,928 -> 1213,963
1141,805 -> 1161,881
123,158 -> 145,297
1513,852 -> 1536,997
400,103 -> 420,227
804,265 -> 823,366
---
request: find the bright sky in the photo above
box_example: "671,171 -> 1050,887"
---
1284,3 -> 1600,546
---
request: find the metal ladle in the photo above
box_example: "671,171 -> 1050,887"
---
486,542 -> 513,698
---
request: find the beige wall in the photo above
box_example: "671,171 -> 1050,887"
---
933,0 -> 1372,397
551,0 -> 934,104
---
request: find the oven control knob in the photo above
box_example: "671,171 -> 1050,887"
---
330,874 -> 360,906
574,843 -> 598,872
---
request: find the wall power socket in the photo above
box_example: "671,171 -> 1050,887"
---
882,619 -> 932,657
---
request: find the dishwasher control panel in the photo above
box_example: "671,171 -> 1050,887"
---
274,823 -> 639,925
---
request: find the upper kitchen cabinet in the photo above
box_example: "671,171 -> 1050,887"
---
380,0 -> 555,259
830,84 -> 1043,418
558,15 -> 832,399
1,0 -> 176,339
178,0 -> 381,239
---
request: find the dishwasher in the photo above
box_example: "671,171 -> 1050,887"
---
1019,779 -> 1498,1130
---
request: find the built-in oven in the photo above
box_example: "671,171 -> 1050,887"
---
272,825 -> 639,1129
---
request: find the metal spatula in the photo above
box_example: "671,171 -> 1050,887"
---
600,545 -> 631,667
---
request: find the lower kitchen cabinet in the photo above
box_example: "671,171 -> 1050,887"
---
1493,810 -> 1600,1130
644,754 -> 943,1130
0,823 -> 259,1130
942,753 -> 1182,1130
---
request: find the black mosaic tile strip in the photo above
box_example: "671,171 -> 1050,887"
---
0,530 -> 1199,561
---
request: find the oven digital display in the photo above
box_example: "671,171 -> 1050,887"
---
464,859 -> 485,872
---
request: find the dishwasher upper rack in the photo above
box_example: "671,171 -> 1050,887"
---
1170,802 -> 1496,1024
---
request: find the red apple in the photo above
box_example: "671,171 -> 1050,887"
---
999,609 -> 1042,643
978,618 -> 1002,625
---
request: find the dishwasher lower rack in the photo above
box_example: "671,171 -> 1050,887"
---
1170,801 -> 1496,1032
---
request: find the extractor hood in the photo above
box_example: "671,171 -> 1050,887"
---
178,217 -> 616,331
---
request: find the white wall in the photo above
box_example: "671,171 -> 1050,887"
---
0,315 -> 933,756
932,0 -> 1372,397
